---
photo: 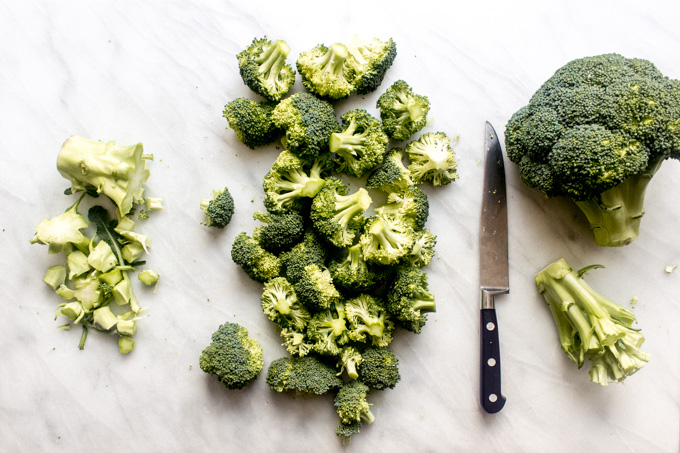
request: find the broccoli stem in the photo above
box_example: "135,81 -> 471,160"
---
255,40 -> 291,91
316,43 -> 349,77
332,189 -> 371,228
329,118 -> 368,157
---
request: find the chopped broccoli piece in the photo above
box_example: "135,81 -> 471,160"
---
294,264 -> 341,312
366,147 -> 414,193
405,132 -> 459,186
328,243 -> 391,295
199,322 -> 263,390
387,265 -> 436,333
231,232 -> 281,283
357,347 -> 401,390
345,36 -> 397,95
330,109 -> 389,178
345,294 -> 394,347
280,230 -> 328,284
297,43 -> 357,100
377,80 -> 430,141
237,37 -> 295,101
307,300 -> 351,356
335,380 -> 375,426
374,185 -> 429,231
30,193 -> 90,254
280,327 -> 313,357
200,187 -> 235,228
138,269 -> 160,287
261,277 -> 311,331
337,345 -> 363,380
253,210 -> 305,254
359,214 -> 415,266
223,98 -> 281,149
406,229 -> 436,268
336,420 -> 362,445
266,355 -> 343,395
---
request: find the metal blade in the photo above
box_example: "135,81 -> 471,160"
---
480,121 -> 509,293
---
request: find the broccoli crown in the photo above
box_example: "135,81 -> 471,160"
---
346,36 -> 397,95
223,98 -> 281,149
231,232 -> 281,283
357,347 -> 401,390
271,92 -> 340,159
280,230 -> 328,283
406,229 -> 437,268
405,132 -> 459,186
261,277 -> 311,331
294,264 -> 341,312
200,187 -> 235,228
386,265 -> 436,333
359,214 -> 415,266
334,380 -> 375,425
199,322 -> 263,390
237,37 -> 295,102
253,210 -> 305,254
297,43 -> 357,100
337,345 -> 363,380
310,177 -> 373,248
266,355 -> 343,395
374,185 -> 429,231
366,147 -> 414,193
307,300 -> 351,356
535,258 -> 650,385
377,80 -> 430,141
328,243 -> 391,294
345,294 -> 394,347
330,109 -> 389,178
280,328 -> 313,358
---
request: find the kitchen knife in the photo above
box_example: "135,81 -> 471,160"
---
479,121 -> 509,414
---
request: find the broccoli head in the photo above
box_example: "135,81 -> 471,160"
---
334,380 -> 375,427
386,265 -> 436,333
199,322 -> 263,390
374,185 -> 429,231
330,109 -> 389,178
237,37 -> 295,102
345,294 -> 395,347
357,347 -> 401,390
200,187 -> 234,229
294,264 -> 341,312
266,355 -> 343,396
377,80 -> 430,141
253,210 -> 305,254
297,43 -> 357,100
505,53 -> 680,246
359,214 -> 415,266
366,147 -> 414,193
307,300 -> 351,357
223,98 -> 281,149
345,36 -> 397,95
261,277 -> 311,331
405,132 -> 459,186
280,230 -> 328,284
231,232 -> 281,283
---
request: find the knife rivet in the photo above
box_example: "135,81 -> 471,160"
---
487,358 -> 496,367
486,322 -> 495,331
489,394 -> 498,403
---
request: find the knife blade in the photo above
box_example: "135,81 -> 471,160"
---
479,121 -> 509,413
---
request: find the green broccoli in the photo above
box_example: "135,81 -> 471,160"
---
280,230 -> 328,284
199,322 -> 264,390
535,258 -> 650,385
266,355 -> 343,395
310,177 -> 373,248
376,80 -> 430,141
271,92 -> 340,159
334,380 -> 375,425
328,243 -> 391,295
406,229 -> 437,268
261,277 -> 310,331
237,37 -> 295,102
336,345 -> 363,380
30,193 -> 90,254
200,187 -> 235,228
307,300 -> 351,356
366,147 -> 414,193
296,42 -> 357,100
386,265 -> 436,333
336,420 -> 361,446
345,36 -> 397,95
330,109 -> 389,178
405,132 -> 459,186
359,214 -> 415,266
345,294 -> 394,347
374,185 -> 429,231
223,98 -> 281,149
357,347 -> 401,390
253,210 -> 305,254
280,327 -> 313,357
294,264 -> 341,312
505,53 -> 680,246
231,232 -> 281,283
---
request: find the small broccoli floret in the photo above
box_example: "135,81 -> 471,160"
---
261,277 -> 310,331
223,98 -> 281,149
266,355 -> 343,395
307,300 -> 351,356
56,135 -> 151,217
328,243 -> 391,295
366,148 -> 414,193
200,187 -> 235,228
330,109 -> 389,178
310,177 -> 372,248
199,322 -> 263,390
253,210 -> 305,254
294,264 -> 341,312
345,294 -> 394,347
336,420 -> 361,446
271,92 -> 340,159
405,132 -> 459,186
280,231 -> 328,284
31,193 -> 90,254
335,380 -> 375,429
280,328 -> 313,357
337,345 -> 363,380
406,229 -> 437,268
357,347 -> 401,390
387,265 -> 436,333
374,185 -> 429,231
345,36 -> 397,95
359,215 -> 415,266
237,37 -> 295,102
231,232 -> 281,283
535,258 -> 650,385
377,80 -> 430,141
297,43 -> 357,100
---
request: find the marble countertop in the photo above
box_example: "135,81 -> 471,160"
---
2,1 -> 679,451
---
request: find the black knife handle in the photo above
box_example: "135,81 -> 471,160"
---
480,308 -> 506,413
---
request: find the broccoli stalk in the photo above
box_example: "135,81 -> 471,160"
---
30,193 -> 90,254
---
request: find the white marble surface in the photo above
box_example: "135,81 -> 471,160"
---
2,1 -> 680,451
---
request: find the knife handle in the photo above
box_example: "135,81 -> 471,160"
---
480,308 -> 506,413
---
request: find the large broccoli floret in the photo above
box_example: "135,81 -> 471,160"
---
345,36 -> 397,95
261,277 -> 311,331
328,243 -> 391,295
535,258 -> 650,385
366,148 -> 414,193
374,185 -> 429,231
294,264 -> 341,312
271,92 -> 340,159
359,214 -> 415,266
307,300 -> 350,356
310,177 -> 372,248
231,232 -> 281,283
253,210 -> 305,254
223,98 -> 281,149
345,294 -> 394,347
334,380 -> 375,427
266,355 -> 343,395
330,109 -> 389,178
357,347 -> 401,390
199,322 -> 263,390
505,53 -> 680,247
237,37 -> 295,102
386,265 -> 436,333
376,80 -> 430,141
200,187 -> 235,229
405,132 -> 459,186
280,230 -> 328,284
296,43 -> 357,100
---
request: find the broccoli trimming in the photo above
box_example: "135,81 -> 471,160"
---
200,187 -> 235,228
387,265 -> 437,333
237,37 -> 295,102
266,355 -> 343,395
377,80 -> 430,141
261,277 -> 311,331
330,109 -> 389,178
505,53 -> 680,246
253,210 -> 305,254
223,98 -> 281,149
366,147 -> 414,193
405,132 -> 459,186
231,232 -> 281,283
357,347 -> 401,390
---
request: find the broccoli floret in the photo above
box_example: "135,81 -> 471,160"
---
336,345 -> 363,380
31,193 -> 90,254
56,135 -> 152,217
263,151 -> 332,215
294,264 -> 341,312
357,347 -> 401,390
266,355 -> 343,395
223,98 -> 281,149
280,230 -> 328,284
336,420 -> 361,446
366,148 -> 414,193
200,187 -> 235,228
271,92 -> 340,159
330,109 -> 389,178
406,229 -> 437,268
296,43 -> 357,100
231,232 -> 281,283
334,380 -> 375,428
307,300 -> 350,356
405,132 -> 459,186
387,265 -> 436,333
345,36 -> 397,95
535,258 -> 650,385
237,37 -> 295,102
253,210 -> 305,254
261,277 -> 311,331
374,185 -> 429,231
199,322 -> 263,390
328,243 -> 391,295
377,80 -> 430,141
359,214 -> 415,266
345,294 -> 394,347
280,328 -> 313,357
310,177 -> 372,248
505,53 -> 680,246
